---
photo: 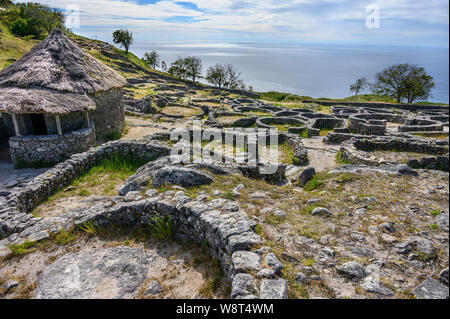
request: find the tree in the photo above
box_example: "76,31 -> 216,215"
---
143,51 -> 160,69
205,64 -> 227,89
350,77 -> 369,95
161,61 -> 168,72
168,58 -> 187,79
224,64 -> 242,89
0,0 -> 13,7
7,2 -> 64,38
372,64 -> 435,103
403,67 -> 435,104
112,29 -> 133,54
184,57 -> 202,83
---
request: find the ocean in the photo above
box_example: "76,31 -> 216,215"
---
115,39 -> 449,103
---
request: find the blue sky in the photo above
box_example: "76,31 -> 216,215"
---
28,0 -> 449,47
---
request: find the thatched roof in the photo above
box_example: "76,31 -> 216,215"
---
0,29 -> 127,114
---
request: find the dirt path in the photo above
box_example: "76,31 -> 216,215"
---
122,116 -> 192,140
301,136 -> 340,172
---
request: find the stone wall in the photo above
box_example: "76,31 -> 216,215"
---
8,128 -> 96,167
0,188 -> 287,299
6,139 -> 171,213
340,137 -> 449,169
302,100 -> 449,112
349,114 -> 387,136
0,138 -> 288,299
90,88 -> 125,139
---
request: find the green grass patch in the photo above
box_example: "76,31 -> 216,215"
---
146,214 -> 174,240
257,91 -> 312,103
336,151 -> 351,164
431,210 -> 442,216
53,229 -> 77,245
8,241 -> 38,257
303,176 -> 325,192
33,154 -> 148,214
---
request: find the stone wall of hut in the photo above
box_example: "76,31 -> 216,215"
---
8,128 -> 96,167
90,88 -> 125,139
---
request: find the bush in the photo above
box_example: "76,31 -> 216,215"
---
6,2 -> 64,38
10,18 -> 36,37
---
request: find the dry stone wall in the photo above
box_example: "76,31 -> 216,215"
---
8,128 -> 96,167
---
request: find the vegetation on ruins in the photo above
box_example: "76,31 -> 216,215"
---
113,29 -> 134,54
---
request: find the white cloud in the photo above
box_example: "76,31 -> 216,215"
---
27,0 -> 449,45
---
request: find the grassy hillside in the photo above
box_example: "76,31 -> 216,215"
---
0,21 -> 38,69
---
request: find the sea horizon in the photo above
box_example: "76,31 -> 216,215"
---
79,30 -> 449,104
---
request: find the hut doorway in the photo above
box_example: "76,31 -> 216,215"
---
31,114 -> 47,135
0,114 -> 11,163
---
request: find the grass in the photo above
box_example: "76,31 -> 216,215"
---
257,91 -> 312,103
53,229 -> 77,245
430,210 -> 442,216
127,84 -> 157,99
412,132 -> 449,140
7,241 -> 38,257
0,21 -> 39,69
146,214 -> 174,240
198,258 -> 225,298
303,176 -> 325,191
161,106 -> 202,117
33,154 -> 148,214
319,129 -> 333,136
336,150 -> 351,164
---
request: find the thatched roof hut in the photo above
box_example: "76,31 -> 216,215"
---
0,29 -> 128,167
0,28 -> 127,115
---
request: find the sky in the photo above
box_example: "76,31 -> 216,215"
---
23,0 -> 449,47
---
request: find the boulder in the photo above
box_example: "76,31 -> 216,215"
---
299,167 -> 316,187
311,207 -> 331,217
259,279 -> 288,299
231,273 -> 257,299
412,279 -> 449,299
265,253 -> 283,274
232,251 -> 261,273
144,280 -> 162,296
152,167 -> 213,188
337,262 -> 366,281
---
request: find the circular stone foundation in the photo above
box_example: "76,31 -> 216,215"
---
160,106 -> 203,118
209,112 -> 256,127
256,117 -> 308,134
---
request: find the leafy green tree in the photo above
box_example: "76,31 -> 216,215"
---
206,64 -> 227,89
143,51 -> 160,69
10,18 -> 37,37
372,64 -> 435,103
206,63 -> 245,90
6,2 -> 64,38
224,64 -> 242,89
168,58 -> 187,79
0,0 -> 13,7
184,56 -> 202,83
112,29 -> 133,54
350,77 -> 369,95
